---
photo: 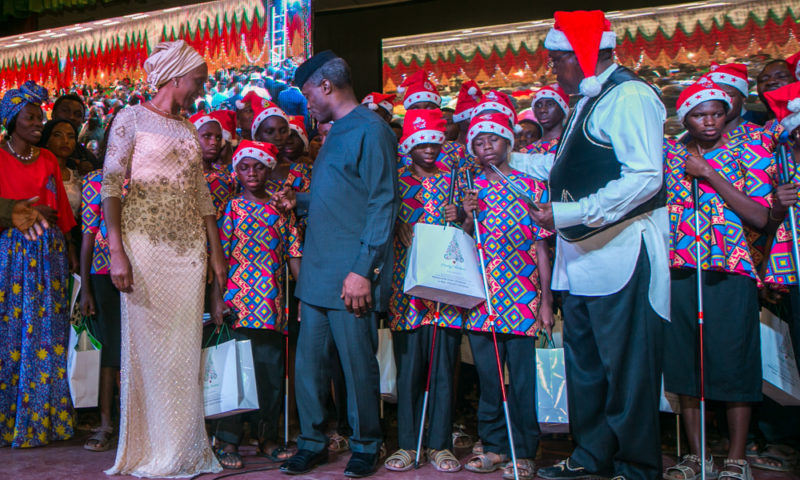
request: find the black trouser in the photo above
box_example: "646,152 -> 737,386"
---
295,303 -> 382,454
394,325 -> 460,451
788,286 -> 800,374
467,331 -> 540,459
214,328 -> 284,446
89,273 -> 121,369
563,246 -> 663,480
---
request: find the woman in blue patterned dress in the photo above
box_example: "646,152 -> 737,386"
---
0,81 -> 77,448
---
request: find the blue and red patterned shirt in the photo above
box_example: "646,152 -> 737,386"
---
81,170 -> 128,275
205,167 -> 236,220
219,197 -> 302,331
525,137 -> 560,155
465,170 -> 551,337
398,140 -> 475,173
390,165 -> 464,331
664,136 -> 775,282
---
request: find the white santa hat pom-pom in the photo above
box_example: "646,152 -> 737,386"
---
368,102 -> 378,111
579,76 -> 603,98
788,98 -> 800,113
513,123 -> 524,134
468,86 -> 478,96
397,86 -> 406,93
235,99 -> 246,110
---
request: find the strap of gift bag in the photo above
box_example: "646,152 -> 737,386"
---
538,329 -> 556,349
73,316 -> 103,350
204,323 -> 233,348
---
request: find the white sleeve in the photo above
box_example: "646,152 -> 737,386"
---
552,82 -> 666,229
509,152 -> 554,181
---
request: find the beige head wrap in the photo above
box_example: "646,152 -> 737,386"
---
143,40 -> 206,88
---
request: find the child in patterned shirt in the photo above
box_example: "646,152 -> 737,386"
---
461,112 -> 554,480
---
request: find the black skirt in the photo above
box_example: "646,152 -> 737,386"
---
664,268 -> 762,402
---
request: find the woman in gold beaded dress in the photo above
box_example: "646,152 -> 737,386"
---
101,41 -> 227,478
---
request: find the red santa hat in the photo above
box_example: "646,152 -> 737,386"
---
676,77 -> 733,123
247,96 -> 288,138
472,90 -> 517,124
467,112 -> 515,156
453,80 -> 483,123
361,92 -> 395,115
235,90 -> 268,111
764,82 -> 800,136
210,109 -> 236,142
190,112 -> 221,135
233,140 -> 278,170
788,51 -> 800,82
288,115 -> 309,147
399,109 -> 446,154
398,70 -> 442,109
532,84 -> 570,116
705,63 -> 749,97
544,10 -> 617,97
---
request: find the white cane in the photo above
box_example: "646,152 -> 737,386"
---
691,174 -> 707,480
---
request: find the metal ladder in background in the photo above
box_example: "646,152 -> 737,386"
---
270,1 -> 286,67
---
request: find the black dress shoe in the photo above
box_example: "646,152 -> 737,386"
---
538,458 -> 598,480
280,448 -> 328,475
344,452 -> 379,478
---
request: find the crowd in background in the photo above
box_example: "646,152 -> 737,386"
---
1,30 -> 800,480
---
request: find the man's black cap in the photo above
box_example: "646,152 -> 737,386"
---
293,50 -> 338,89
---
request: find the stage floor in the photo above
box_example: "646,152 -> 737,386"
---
3,432 -> 799,480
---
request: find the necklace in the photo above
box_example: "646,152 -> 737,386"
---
7,140 -> 34,162
147,101 -> 181,120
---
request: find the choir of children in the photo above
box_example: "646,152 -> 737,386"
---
66,55 -> 800,480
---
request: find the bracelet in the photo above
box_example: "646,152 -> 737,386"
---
769,207 -> 786,222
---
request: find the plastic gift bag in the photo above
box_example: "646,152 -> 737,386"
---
67,321 -> 102,408
536,332 -> 569,433
403,223 -> 486,309
760,308 -> 800,405
376,327 -> 397,403
660,376 -> 681,413
202,326 -> 260,419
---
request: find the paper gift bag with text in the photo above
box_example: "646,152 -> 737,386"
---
760,309 -> 800,405
403,223 -> 486,309
67,324 -> 102,408
202,338 -> 259,419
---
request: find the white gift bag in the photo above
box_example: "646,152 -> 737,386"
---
660,376 -> 681,413
202,334 -> 260,419
760,309 -> 800,405
376,328 -> 397,403
67,324 -> 102,408
403,223 -> 486,309
536,338 -> 569,433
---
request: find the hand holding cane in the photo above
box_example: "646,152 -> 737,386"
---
465,169 -> 520,480
414,158 -> 460,468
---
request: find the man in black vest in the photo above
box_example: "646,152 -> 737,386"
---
529,11 -> 669,480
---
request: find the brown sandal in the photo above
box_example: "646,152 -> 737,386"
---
464,452 -> 508,473
83,427 -> 114,452
504,458 -> 536,480
384,448 -> 421,472
429,449 -> 462,473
